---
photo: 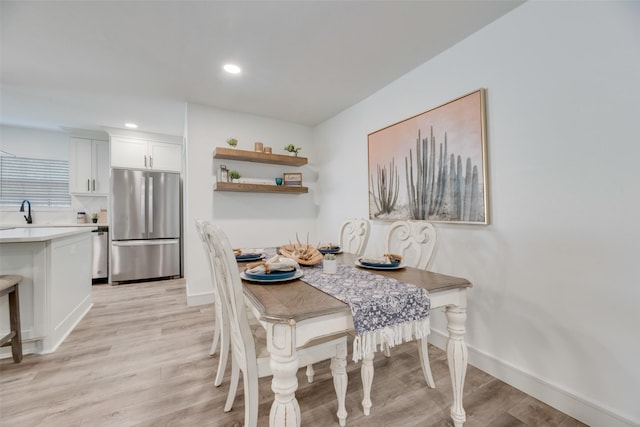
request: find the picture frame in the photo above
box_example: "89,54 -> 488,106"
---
283,172 -> 303,187
368,88 -> 489,224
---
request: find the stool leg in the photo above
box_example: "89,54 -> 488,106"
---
8,286 -> 22,363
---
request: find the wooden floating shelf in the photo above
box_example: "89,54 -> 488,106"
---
214,182 -> 308,194
213,147 -> 308,167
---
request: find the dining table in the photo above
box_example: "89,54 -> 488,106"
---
240,251 -> 472,427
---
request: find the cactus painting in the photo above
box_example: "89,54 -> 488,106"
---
370,158 -> 400,216
367,89 -> 488,224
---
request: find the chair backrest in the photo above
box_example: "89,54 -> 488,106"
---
384,220 -> 437,270
202,223 -> 258,367
195,219 -> 225,311
339,219 -> 371,256
195,219 -> 215,283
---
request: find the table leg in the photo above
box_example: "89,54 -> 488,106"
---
445,304 -> 468,427
268,322 -> 301,427
361,351 -> 374,415
330,342 -> 348,426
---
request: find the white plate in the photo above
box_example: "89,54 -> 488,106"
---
354,260 -> 405,270
240,269 -> 303,283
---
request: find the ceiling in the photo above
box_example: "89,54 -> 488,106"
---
1,1 -> 523,137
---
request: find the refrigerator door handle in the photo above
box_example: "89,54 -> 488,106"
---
148,176 -> 154,234
113,239 -> 178,247
141,177 -> 146,236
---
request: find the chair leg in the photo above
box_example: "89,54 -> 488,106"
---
224,359 -> 240,412
331,343 -> 348,427
383,342 -> 391,358
244,368 -> 259,427
8,285 -> 22,363
214,318 -> 230,387
360,351 -> 374,416
305,364 -> 315,383
418,338 -> 436,389
209,314 -> 221,356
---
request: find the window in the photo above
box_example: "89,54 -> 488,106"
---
0,156 -> 71,207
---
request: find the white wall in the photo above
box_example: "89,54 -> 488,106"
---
0,125 -> 108,225
1,125 -> 69,160
314,1 -> 640,426
184,104 -> 316,304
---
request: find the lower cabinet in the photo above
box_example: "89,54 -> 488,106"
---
0,231 -> 93,355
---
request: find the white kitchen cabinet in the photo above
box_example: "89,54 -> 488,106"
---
0,228 -> 93,355
110,136 -> 182,172
69,137 -> 109,195
149,141 -> 182,171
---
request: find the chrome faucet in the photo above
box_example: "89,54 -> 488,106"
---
20,200 -> 33,224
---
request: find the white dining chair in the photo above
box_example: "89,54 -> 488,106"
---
194,219 -> 229,387
383,220 -> 437,385
359,220 -> 438,416
305,218 -> 371,383
385,220 -> 437,270
203,223 -> 349,427
339,218 -> 371,256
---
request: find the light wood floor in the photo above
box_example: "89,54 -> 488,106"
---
1,279 -> 587,427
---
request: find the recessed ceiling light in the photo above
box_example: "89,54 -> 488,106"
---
223,63 -> 242,74
125,123 -> 138,129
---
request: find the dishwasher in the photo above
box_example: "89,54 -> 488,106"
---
92,226 -> 109,283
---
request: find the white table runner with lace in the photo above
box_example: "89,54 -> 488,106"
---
300,262 -> 431,362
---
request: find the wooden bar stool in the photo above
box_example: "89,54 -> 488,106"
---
0,275 -> 23,363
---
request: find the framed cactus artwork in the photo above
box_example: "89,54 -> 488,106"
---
368,88 -> 489,224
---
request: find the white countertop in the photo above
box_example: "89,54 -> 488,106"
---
0,223 -> 107,230
0,227 -> 96,243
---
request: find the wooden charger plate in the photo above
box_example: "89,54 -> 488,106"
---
278,244 -> 323,265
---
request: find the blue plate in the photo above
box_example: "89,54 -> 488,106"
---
236,253 -> 264,261
318,246 -> 341,254
243,269 -> 297,281
358,259 -> 402,268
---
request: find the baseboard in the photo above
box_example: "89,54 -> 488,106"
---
186,290 -> 215,307
429,329 -> 637,427
0,339 -> 42,359
46,298 -> 94,354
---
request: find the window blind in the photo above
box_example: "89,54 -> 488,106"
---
0,156 -> 71,207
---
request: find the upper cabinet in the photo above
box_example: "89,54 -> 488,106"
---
111,136 -> 182,172
69,137 -> 109,195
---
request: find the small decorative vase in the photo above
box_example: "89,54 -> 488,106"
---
323,259 -> 337,274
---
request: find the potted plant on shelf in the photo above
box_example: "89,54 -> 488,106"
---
91,213 -> 99,224
284,144 -> 301,156
228,170 -> 241,183
226,137 -> 238,148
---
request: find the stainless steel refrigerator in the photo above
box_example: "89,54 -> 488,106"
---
111,168 -> 181,283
